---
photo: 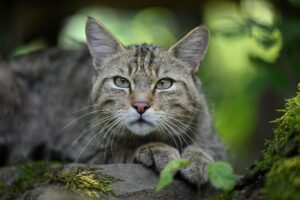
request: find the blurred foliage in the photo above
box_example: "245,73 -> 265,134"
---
289,0 -> 300,7
58,7 -> 178,49
200,0 -> 283,165
11,40 -> 47,58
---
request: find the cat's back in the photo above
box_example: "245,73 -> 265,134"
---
0,48 -> 94,164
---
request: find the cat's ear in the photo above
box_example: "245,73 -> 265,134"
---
168,26 -> 209,72
85,17 -> 125,68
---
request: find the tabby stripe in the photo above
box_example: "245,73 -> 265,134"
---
176,80 -> 194,103
94,77 -> 110,102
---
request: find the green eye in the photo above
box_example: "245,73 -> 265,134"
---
114,77 -> 130,88
155,78 -> 173,90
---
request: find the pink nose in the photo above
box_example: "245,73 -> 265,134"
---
133,101 -> 150,114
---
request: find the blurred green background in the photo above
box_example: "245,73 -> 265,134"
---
1,0 -> 299,173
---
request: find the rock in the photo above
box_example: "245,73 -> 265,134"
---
100,164 -> 198,200
0,163 -> 200,200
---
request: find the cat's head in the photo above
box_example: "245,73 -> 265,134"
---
85,17 -> 209,137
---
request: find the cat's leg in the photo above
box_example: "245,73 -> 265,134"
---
134,142 -> 180,172
180,145 -> 214,185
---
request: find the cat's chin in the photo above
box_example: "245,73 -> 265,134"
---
127,121 -> 155,136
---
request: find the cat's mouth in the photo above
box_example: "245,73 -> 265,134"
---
127,116 -> 155,136
137,116 -> 151,124
130,116 -> 153,126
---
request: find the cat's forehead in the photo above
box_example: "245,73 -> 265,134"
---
127,44 -> 163,72
126,44 -> 175,87
126,44 -> 173,77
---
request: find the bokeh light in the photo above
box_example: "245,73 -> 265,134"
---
58,7 -> 178,49
201,0 -> 282,170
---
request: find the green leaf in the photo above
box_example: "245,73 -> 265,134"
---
207,161 -> 236,191
155,159 -> 189,192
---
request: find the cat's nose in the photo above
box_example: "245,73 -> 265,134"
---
132,101 -> 150,114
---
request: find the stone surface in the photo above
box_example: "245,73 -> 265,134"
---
0,163 -> 200,200
101,164 -> 198,200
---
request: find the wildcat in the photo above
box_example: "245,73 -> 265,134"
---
0,17 -> 224,186
83,17 -> 226,185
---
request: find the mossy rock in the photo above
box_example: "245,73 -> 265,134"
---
0,161 -> 60,200
210,84 -> 300,200
1,163 -> 197,200
253,84 -> 300,172
0,162 -> 118,200
265,157 -> 300,200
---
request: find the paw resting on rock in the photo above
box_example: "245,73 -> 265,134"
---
180,146 -> 214,185
134,142 -> 180,172
135,143 -> 214,185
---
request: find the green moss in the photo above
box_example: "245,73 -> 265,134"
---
1,161 -> 61,200
212,84 -> 300,200
265,157 -> 300,200
253,84 -> 300,172
45,166 -> 118,199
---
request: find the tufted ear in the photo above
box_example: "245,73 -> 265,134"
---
85,17 -> 125,68
169,26 -> 209,73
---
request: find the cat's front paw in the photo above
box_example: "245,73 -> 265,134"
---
180,146 -> 214,185
135,142 -> 180,172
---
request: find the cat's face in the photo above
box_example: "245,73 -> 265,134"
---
86,17 -> 209,137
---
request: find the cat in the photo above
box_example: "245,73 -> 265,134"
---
0,17 -> 225,186
83,17 -> 226,185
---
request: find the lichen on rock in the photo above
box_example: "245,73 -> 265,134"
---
44,166 -> 119,199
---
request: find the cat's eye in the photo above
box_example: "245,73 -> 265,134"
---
155,78 -> 173,90
114,77 -> 130,88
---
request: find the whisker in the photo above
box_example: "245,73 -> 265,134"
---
166,112 -> 206,145
60,110 -> 99,132
67,103 -> 98,114
166,116 -> 203,150
65,115 -> 116,161
190,106 -> 209,115
60,108 -> 113,132
102,117 -> 125,162
159,119 -> 179,150
75,130 -> 100,162
73,113 -> 123,162
160,117 -> 184,151
109,119 -> 126,160
70,114 -> 117,147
